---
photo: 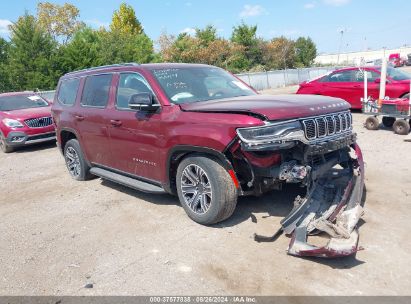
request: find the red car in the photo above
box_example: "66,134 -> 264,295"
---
52,63 -> 365,258
389,53 -> 405,68
297,66 -> 411,109
0,92 -> 56,153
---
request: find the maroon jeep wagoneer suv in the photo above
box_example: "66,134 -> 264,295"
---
52,63 -> 365,257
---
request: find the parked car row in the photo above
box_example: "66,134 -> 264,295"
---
296,66 -> 411,109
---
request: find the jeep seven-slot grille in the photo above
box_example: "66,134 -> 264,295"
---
302,111 -> 352,141
24,117 -> 53,128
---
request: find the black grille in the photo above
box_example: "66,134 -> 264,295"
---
302,120 -> 316,139
25,116 -> 53,128
315,118 -> 327,137
302,111 -> 351,141
340,113 -> 347,130
334,114 -> 341,132
326,116 -> 335,134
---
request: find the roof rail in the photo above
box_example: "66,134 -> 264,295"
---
65,62 -> 140,75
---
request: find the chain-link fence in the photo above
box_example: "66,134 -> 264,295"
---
236,66 -> 343,91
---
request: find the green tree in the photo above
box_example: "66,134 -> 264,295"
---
99,29 -> 154,64
0,38 -> 10,92
7,13 -> 58,91
37,2 -> 83,43
100,3 -> 153,64
110,3 -> 143,35
231,22 -> 262,70
167,33 -> 200,62
295,36 -> 317,67
262,36 -> 296,70
195,25 -> 217,47
59,26 -> 102,73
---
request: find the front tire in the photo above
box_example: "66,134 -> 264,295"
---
64,139 -> 92,181
0,132 -> 13,153
176,155 -> 238,225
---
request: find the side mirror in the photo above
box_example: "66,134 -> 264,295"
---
128,93 -> 159,111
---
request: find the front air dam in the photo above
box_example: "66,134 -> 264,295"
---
255,143 -> 365,258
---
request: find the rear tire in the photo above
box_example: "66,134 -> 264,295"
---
0,132 -> 13,153
64,139 -> 93,181
365,116 -> 379,130
176,155 -> 238,225
382,116 -> 396,128
393,119 -> 410,135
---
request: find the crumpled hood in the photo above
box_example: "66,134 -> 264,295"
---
180,94 -> 350,121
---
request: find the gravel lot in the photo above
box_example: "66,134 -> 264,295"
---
1,95 -> 411,295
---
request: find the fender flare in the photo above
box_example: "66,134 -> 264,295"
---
164,145 -> 235,194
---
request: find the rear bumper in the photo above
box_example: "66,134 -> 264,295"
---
5,131 -> 56,147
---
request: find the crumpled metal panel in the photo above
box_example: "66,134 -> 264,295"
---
285,143 -> 365,258
254,143 -> 365,258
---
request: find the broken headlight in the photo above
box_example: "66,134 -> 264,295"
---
236,120 -> 304,145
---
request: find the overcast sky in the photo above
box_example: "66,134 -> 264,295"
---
1,0 -> 410,54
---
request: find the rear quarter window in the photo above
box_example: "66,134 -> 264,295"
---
57,78 -> 80,106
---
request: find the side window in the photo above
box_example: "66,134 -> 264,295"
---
57,78 -> 80,106
116,73 -> 154,109
325,70 -> 355,82
354,70 -> 380,82
81,74 -> 112,108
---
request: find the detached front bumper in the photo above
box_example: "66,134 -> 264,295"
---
283,143 -> 364,258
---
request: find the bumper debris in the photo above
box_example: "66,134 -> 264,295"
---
255,144 -> 365,258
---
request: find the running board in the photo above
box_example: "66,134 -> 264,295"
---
90,167 -> 166,194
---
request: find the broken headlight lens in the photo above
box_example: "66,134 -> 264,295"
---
236,121 -> 304,144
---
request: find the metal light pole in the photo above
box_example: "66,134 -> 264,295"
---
379,48 -> 388,109
337,29 -> 344,65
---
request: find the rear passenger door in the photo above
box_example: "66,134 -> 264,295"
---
107,72 -> 164,182
76,74 -> 114,167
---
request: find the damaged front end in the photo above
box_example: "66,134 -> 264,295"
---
231,111 -> 365,258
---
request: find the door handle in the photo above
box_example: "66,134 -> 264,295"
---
75,115 -> 84,121
110,119 -> 122,127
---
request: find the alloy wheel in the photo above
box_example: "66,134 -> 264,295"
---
180,164 -> 212,214
65,146 -> 81,177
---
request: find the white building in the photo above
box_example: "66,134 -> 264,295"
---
315,46 -> 411,65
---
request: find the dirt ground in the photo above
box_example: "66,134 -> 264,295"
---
1,91 -> 411,296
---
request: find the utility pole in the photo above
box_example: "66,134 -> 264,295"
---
337,29 -> 344,65
379,47 -> 387,104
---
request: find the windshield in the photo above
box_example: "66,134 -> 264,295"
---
39,91 -> 55,103
377,67 -> 411,81
0,94 -> 49,111
151,67 -> 256,104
